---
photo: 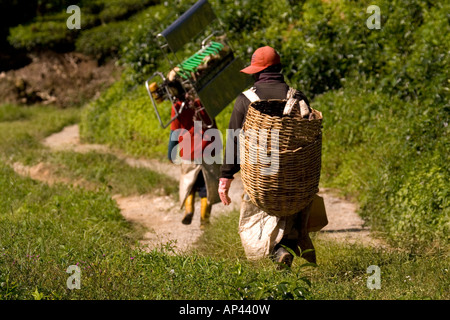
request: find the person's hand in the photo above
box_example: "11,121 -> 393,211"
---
218,178 -> 233,205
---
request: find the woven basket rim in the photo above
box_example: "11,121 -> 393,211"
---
247,100 -> 323,120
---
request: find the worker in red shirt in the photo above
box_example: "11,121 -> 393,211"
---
167,80 -> 221,229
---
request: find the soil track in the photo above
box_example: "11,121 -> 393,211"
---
13,124 -> 386,253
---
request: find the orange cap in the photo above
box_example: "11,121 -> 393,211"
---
240,46 -> 281,74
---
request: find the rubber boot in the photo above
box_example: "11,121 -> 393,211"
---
200,197 -> 211,230
182,192 -> 195,225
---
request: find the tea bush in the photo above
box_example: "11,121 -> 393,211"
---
6,0 -> 160,52
8,20 -> 76,51
96,0 -> 159,23
7,10 -> 97,51
312,83 -> 448,247
115,4 -> 173,82
75,20 -> 131,59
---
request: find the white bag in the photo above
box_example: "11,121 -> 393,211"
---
238,193 -> 285,260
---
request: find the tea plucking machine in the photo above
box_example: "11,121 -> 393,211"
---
145,0 -> 252,128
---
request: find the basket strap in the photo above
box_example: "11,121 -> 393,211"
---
242,87 -> 260,103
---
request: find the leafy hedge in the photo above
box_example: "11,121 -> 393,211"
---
7,0 -> 159,52
313,83 -> 448,246
7,15 -> 82,51
74,20 -> 131,59
76,4 -> 171,64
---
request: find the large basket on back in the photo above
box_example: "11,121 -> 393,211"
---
239,96 -> 323,217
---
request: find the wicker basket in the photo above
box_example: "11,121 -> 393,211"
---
239,99 -> 323,217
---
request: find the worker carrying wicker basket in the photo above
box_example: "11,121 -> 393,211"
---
218,46 -> 327,268
239,86 -> 323,217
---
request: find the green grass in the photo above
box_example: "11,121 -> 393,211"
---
0,104 -> 177,198
307,238 -> 449,299
0,161 -> 313,300
0,161 -> 141,299
0,103 -> 314,300
45,150 -> 178,197
0,104 -> 80,164
1,103 -> 448,300
196,208 -> 245,261
196,210 -> 450,300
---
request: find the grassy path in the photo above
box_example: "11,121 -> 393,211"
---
1,105 -> 448,300
14,123 -> 388,254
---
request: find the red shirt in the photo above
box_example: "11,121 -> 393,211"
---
170,99 -> 216,161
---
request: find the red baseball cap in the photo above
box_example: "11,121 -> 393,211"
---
240,46 -> 281,74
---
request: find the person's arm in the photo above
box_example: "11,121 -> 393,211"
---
168,102 -> 181,162
220,94 -> 249,179
218,95 -> 250,205
168,130 -> 180,162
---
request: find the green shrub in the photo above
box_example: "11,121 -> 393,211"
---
97,0 -> 159,23
118,4 -> 172,83
7,9 -> 99,51
75,21 -> 130,58
6,0 -> 159,53
396,2 -> 449,105
8,20 -> 75,51
0,0 -> 73,40
74,4 -> 171,68
313,83 -> 448,246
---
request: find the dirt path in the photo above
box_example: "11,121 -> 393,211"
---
42,125 -> 245,253
13,124 -> 386,253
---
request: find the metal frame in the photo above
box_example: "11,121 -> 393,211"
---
145,71 -> 185,129
145,0 -> 252,129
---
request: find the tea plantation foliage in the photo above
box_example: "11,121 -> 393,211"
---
7,0 -> 449,247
